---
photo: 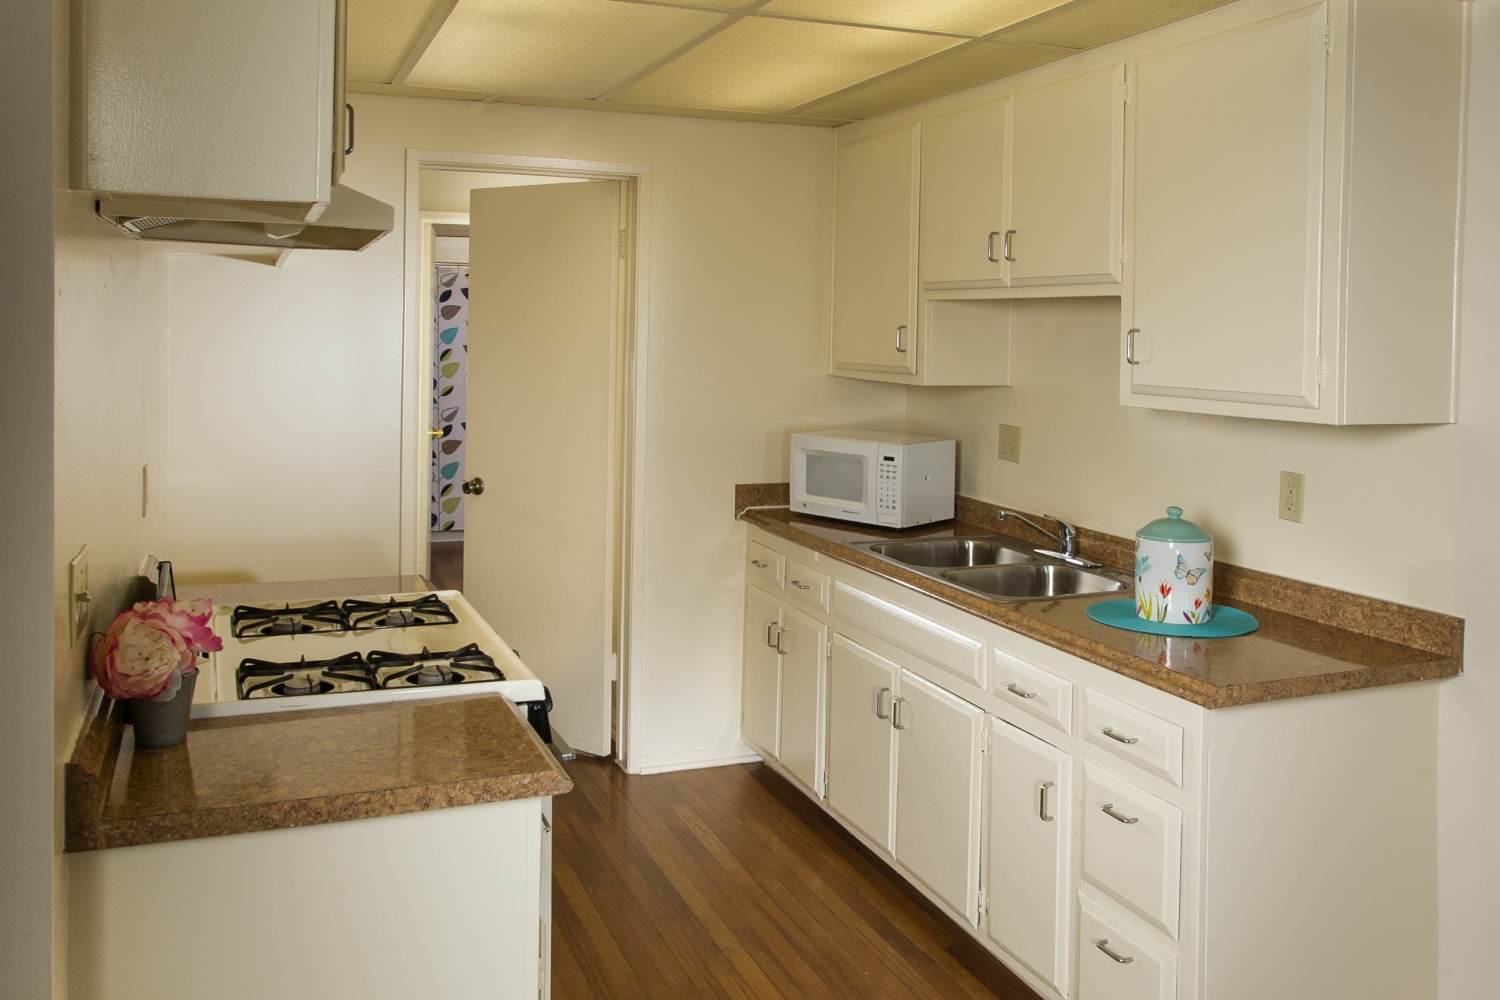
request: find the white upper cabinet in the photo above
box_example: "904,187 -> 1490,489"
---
74,0 -> 344,223
830,123 -> 921,378
921,100 -> 1009,287
1122,0 -> 1466,423
1009,63 -> 1125,286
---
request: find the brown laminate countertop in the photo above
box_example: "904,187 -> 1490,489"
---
67,575 -> 572,853
738,490 -> 1463,709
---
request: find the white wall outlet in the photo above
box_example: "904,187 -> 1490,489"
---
1279,471 -> 1305,522
998,423 -> 1022,464
68,545 -> 92,648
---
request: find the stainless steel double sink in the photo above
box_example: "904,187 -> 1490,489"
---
849,535 -> 1131,603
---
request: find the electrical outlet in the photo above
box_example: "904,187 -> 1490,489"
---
998,423 -> 1022,464
68,545 -> 92,648
1278,471 -> 1305,522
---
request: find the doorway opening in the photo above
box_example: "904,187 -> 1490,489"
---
400,150 -> 650,767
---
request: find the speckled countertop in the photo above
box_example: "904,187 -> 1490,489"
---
738,487 -> 1463,709
66,577 -> 571,853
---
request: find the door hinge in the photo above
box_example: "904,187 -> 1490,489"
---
1119,240 -> 1127,267
1121,78 -> 1130,104
1323,25 -> 1333,55
977,886 -> 989,918
822,769 -> 830,798
1315,355 -> 1326,385
619,228 -> 627,259
979,727 -> 991,754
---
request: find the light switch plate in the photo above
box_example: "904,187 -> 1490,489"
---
998,423 -> 1022,464
68,545 -> 91,647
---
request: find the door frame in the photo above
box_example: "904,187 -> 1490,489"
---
400,149 -> 652,768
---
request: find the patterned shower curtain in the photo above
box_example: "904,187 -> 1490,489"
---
430,264 -> 469,532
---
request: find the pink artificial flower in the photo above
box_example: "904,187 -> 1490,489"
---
134,598 -> 224,654
92,612 -> 194,700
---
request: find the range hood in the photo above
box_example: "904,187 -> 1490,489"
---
97,183 -> 393,252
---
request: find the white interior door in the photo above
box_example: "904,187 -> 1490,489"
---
465,180 -> 621,756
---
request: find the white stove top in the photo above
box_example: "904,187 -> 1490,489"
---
191,590 -> 546,719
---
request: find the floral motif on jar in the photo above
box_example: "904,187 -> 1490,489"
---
1135,506 -> 1213,624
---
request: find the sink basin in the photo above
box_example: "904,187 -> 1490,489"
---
855,536 -> 1037,569
941,563 -> 1128,601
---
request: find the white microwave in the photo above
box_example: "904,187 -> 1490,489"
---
790,430 -> 956,528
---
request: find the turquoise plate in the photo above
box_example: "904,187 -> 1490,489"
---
1086,599 -> 1259,638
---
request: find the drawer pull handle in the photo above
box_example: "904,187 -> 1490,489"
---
1102,726 -> 1140,745
791,580 -> 811,591
1038,780 -> 1055,822
875,686 -> 892,720
1005,682 -> 1038,700
1101,803 -> 1139,825
750,559 -> 770,569
891,696 -> 909,731
1096,940 -> 1135,965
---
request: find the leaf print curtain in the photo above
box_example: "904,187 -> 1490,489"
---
431,265 -> 469,532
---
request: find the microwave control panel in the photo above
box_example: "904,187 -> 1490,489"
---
876,451 -> 901,523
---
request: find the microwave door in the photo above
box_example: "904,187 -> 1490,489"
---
798,442 -> 879,522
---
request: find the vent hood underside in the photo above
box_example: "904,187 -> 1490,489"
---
97,183 -> 393,252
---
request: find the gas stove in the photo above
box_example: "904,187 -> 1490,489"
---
192,590 -> 548,722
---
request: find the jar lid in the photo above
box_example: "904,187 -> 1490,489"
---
1137,506 -> 1211,543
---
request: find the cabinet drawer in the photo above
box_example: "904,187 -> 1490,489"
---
746,541 -> 785,591
784,557 -> 830,612
1081,765 -> 1182,938
991,648 -> 1073,735
833,581 -> 986,687
1077,890 -> 1177,1000
1082,688 -> 1183,786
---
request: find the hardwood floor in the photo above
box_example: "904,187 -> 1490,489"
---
429,538 -> 464,590
551,757 -> 1044,1000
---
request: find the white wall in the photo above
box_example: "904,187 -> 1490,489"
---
905,296 -> 1457,607
1441,3 -> 1500,997
159,96 -> 902,771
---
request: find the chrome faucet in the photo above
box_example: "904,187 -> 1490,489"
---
997,509 -> 1088,564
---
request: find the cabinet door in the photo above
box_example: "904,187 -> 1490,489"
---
826,634 -> 898,850
986,718 -> 1071,993
831,124 -> 920,377
741,587 -> 782,757
1125,7 -> 1327,410
893,669 -> 984,924
1010,64 -> 1124,285
778,605 -> 827,795
921,99 -> 1008,287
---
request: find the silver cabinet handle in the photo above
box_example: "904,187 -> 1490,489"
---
891,696 -> 909,730
764,621 -> 779,648
986,230 -> 1001,263
1005,682 -> 1038,700
874,686 -> 892,720
895,325 -> 908,354
345,102 -> 355,156
790,580 -> 811,591
773,626 -> 788,656
1002,229 -> 1016,262
1126,328 -> 1141,366
1038,780 -> 1056,822
1096,940 -> 1135,965
1101,803 -> 1139,825
750,558 -> 769,569
1102,726 -> 1139,745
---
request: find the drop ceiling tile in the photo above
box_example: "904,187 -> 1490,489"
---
760,0 -> 1073,38
347,0 -> 449,83
796,40 -> 1067,121
994,0 -> 1235,50
406,0 -> 727,99
613,16 -> 955,114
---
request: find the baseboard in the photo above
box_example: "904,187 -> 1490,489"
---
628,743 -> 763,775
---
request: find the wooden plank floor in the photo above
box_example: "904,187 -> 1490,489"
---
552,757 -> 1045,1000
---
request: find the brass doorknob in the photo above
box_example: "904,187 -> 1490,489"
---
462,477 -> 485,496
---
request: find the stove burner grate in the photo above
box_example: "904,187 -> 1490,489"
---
236,651 -> 375,700
368,643 -> 504,688
231,600 -> 349,639
342,594 -> 459,631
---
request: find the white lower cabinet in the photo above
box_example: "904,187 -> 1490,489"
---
826,632 -> 983,923
742,571 -> 829,796
1080,763 -> 1182,938
1077,889 -> 1177,1000
985,717 -> 1071,994
742,585 -> 783,757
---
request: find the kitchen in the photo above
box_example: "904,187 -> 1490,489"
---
3,0 -> 1498,998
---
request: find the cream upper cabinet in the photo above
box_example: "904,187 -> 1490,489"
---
921,100 -> 1009,286
1122,0 -> 1466,423
830,123 -> 920,379
1009,63 -> 1125,286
